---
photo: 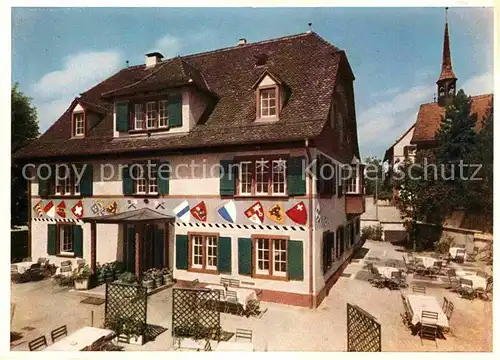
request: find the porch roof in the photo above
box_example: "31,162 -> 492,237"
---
82,207 -> 175,224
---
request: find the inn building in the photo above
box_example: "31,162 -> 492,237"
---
15,31 -> 365,308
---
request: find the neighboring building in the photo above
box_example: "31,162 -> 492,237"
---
411,19 -> 493,148
14,31 -> 365,308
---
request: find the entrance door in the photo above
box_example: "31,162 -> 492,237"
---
123,224 -> 167,273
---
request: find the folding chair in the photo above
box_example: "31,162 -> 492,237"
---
476,270 -> 488,278
229,279 -> 240,288
400,294 -> 411,328
459,278 -> 476,299
76,259 -> 86,270
420,311 -> 438,347
412,286 -> 426,295
477,277 -> 493,301
246,299 -> 266,318
455,248 -> 466,264
446,301 -> 454,320
235,328 -> 252,342
189,279 -> 200,288
28,335 -> 48,351
53,260 -> 73,287
50,325 -> 68,343
225,290 -> 242,316
388,271 -> 403,290
220,277 -> 230,287
442,297 -> 449,314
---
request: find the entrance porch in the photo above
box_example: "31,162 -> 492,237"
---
83,208 -> 175,281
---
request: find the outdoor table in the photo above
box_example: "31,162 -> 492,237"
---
415,256 -> 439,269
406,295 -> 449,329
12,261 -> 36,274
449,247 -> 467,261
43,327 -> 114,351
460,275 -> 487,290
205,284 -> 257,310
177,338 -> 204,351
215,341 -> 254,351
375,266 -> 400,279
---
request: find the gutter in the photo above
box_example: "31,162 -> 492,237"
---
305,139 -> 314,308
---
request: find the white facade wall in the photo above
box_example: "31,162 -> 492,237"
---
392,127 -> 415,170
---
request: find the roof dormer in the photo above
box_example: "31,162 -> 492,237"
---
252,70 -> 284,122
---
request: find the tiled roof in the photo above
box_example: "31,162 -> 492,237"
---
411,94 -> 493,144
15,31 -> 352,160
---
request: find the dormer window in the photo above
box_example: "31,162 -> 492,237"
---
146,102 -> 157,128
73,113 -> 85,137
260,88 -> 277,117
134,104 -> 145,129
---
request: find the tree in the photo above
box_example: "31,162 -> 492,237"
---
11,84 -> 39,228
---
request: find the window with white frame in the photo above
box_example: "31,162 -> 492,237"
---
132,164 -> 157,195
260,88 -> 277,117
238,158 -> 287,196
55,165 -> 81,196
191,235 -> 203,269
239,161 -> 253,195
345,166 -> 359,194
159,100 -> 168,127
146,102 -> 157,129
135,104 -> 145,129
206,236 -> 218,270
189,234 -> 219,272
59,225 -> 73,254
74,113 -> 84,136
254,236 -> 287,278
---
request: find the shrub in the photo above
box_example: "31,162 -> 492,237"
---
361,225 -> 384,241
434,235 -> 455,254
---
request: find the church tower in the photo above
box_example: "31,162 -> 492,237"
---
436,8 -> 457,106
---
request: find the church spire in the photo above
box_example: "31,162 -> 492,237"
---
436,7 -> 457,106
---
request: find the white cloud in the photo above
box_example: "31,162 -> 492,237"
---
33,51 -> 122,99
461,71 -> 493,96
35,98 -> 73,131
149,34 -> 182,59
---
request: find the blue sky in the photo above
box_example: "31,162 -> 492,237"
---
11,7 -> 493,158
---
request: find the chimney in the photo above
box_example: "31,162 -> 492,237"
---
238,38 -> 247,46
145,52 -> 164,67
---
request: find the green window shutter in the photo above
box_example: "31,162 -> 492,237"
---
73,225 -> 83,257
288,240 -> 304,281
322,231 -> 328,274
47,224 -> 56,255
238,238 -> 252,276
218,236 -> 232,274
168,94 -> 183,128
316,156 -> 324,195
38,166 -> 51,197
116,103 -> 129,132
127,225 -> 136,272
287,156 -> 306,196
220,160 -> 236,196
80,165 -> 93,196
122,164 -> 134,195
158,161 -> 170,195
175,234 -> 188,270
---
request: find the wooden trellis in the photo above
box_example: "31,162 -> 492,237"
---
346,303 -> 381,352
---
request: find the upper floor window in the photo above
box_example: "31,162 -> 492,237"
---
237,158 -> 287,196
132,164 -> 158,195
344,166 -> 359,194
260,88 -> 277,117
146,102 -> 157,129
159,100 -> 169,128
73,113 -> 85,137
135,104 -> 144,130
404,145 -> 417,158
55,166 -> 81,196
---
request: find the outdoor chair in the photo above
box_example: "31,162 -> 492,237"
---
459,278 -> 476,300
229,279 -> 240,288
28,335 -> 48,351
446,301 -> 454,320
402,256 -> 415,274
225,290 -> 242,316
369,267 -> 385,288
76,259 -> 86,270
388,271 -> 404,290
442,297 -> 449,314
189,279 -> 200,288
412,286 -> 426,295
455,249 -> 466,263
220,277 -> 230,287
420,311 -> 438,347
37,257 -> 49,266
204,339 -> 212,352
53,260 -> 73,287
431,261 -> 443,276
477,277 -> 493,301
50,325 -> 68,343
476,270 -> 488,278
235,328 -> 252,342
26,263 -> 45,282
400,294 -> 412,328
246,299 -> 266,318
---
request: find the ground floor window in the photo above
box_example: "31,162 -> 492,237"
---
252,236 -> 288,279
59,225 -> 73,254
322,231 -> 336,274
188,233 -> 219,273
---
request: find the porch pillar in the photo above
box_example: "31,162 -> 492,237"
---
164,221 -> 169,269
90,222 -> 97,273
135,223 -> 144,279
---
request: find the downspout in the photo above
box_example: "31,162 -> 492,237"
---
305,139 -> 314,308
